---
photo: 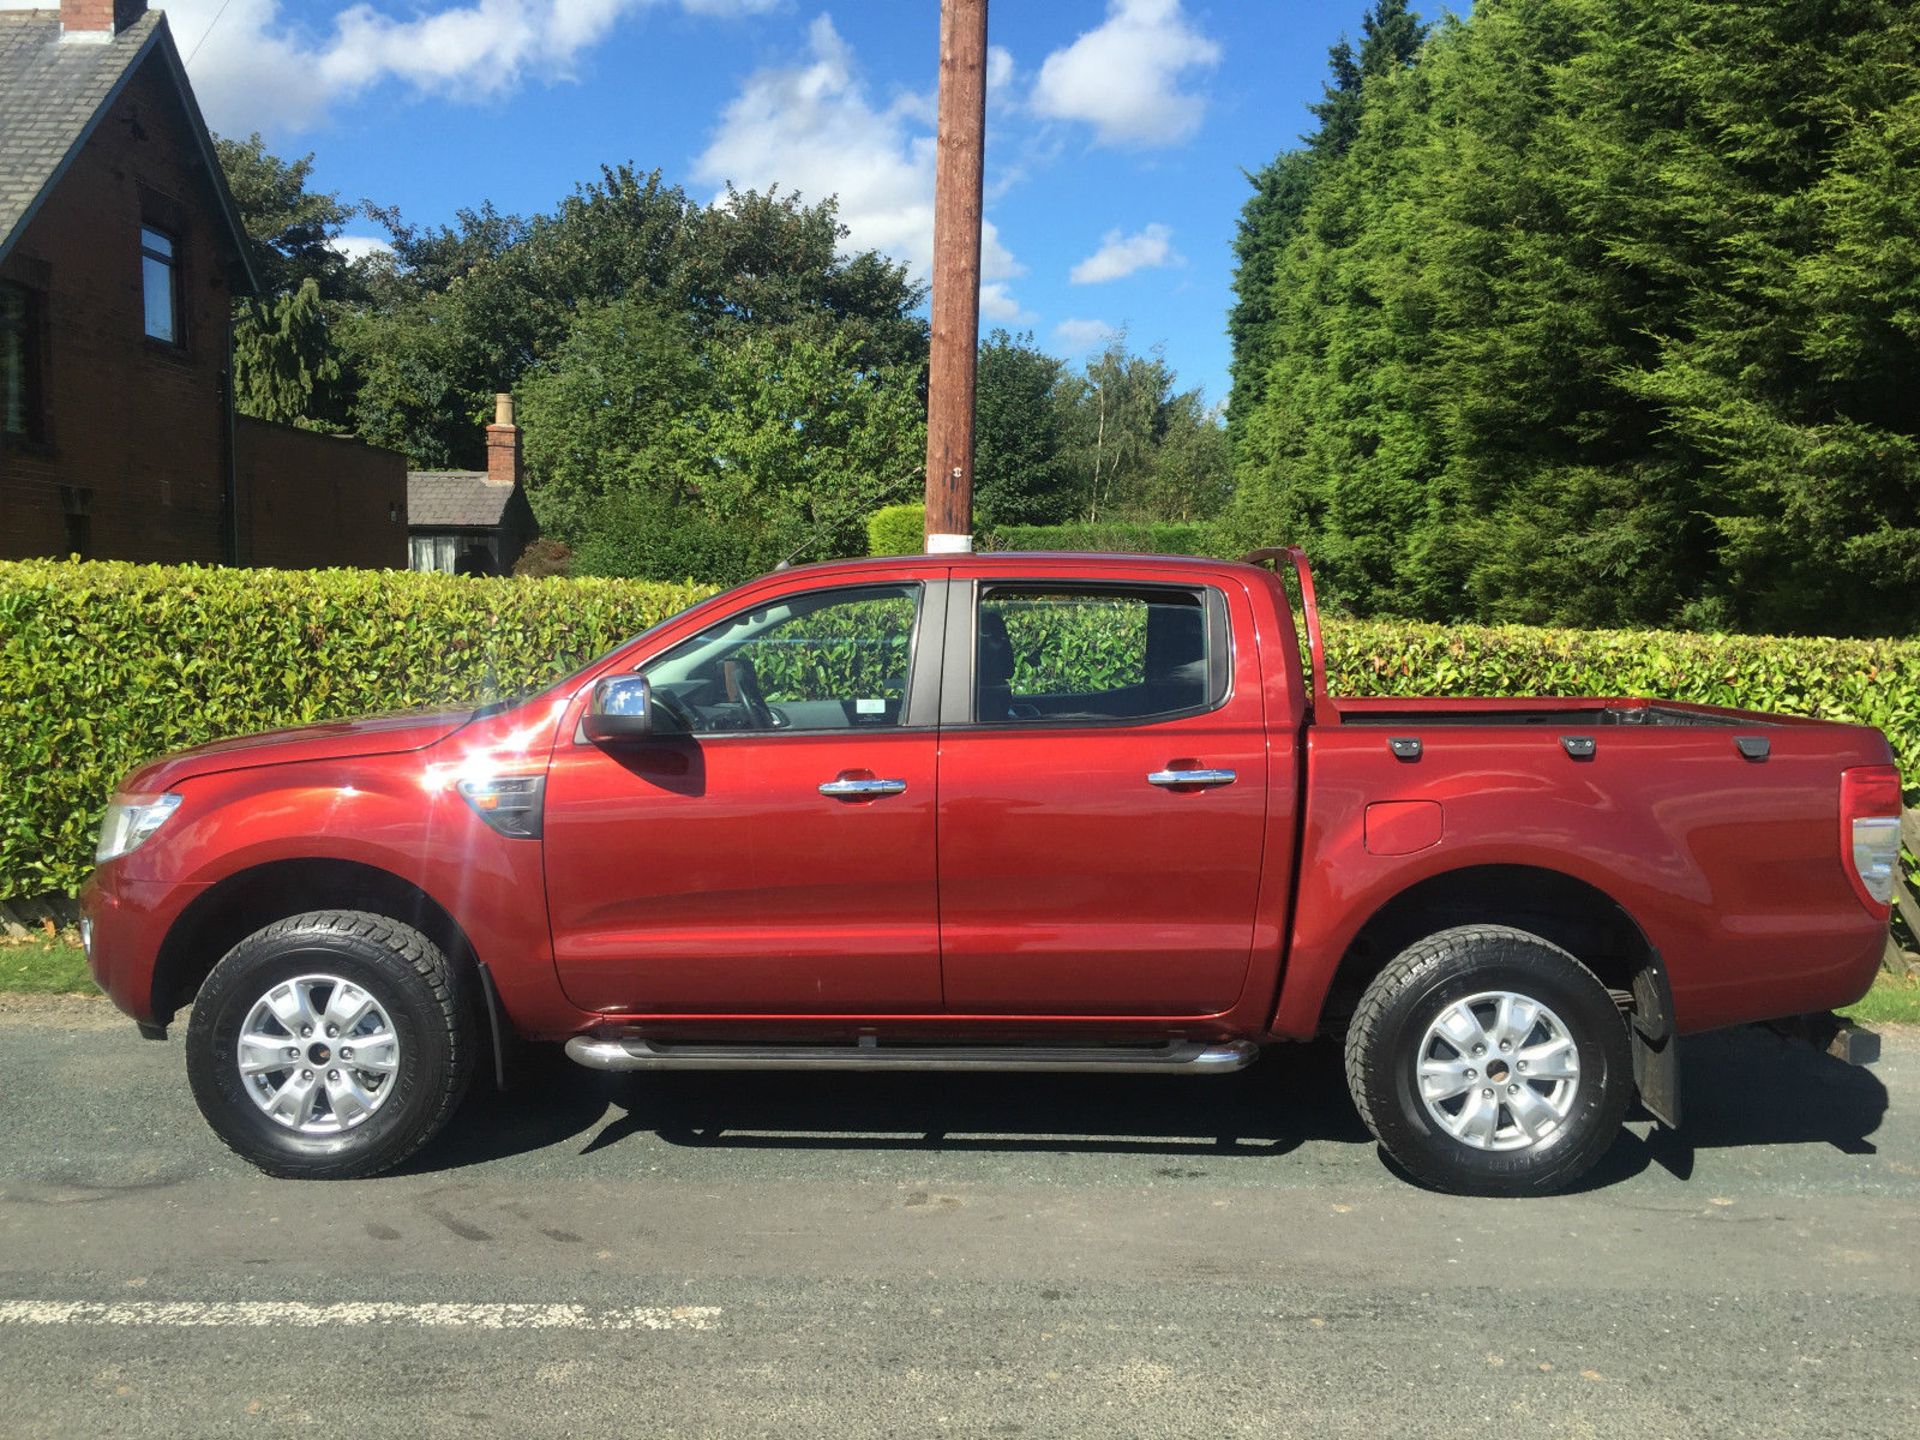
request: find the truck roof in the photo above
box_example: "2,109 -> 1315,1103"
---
778,551 -> 1265,578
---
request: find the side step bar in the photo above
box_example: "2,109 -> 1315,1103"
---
565,1035 -> 1260,1075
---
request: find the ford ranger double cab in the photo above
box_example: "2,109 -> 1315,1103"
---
81,548 -> 1903,1195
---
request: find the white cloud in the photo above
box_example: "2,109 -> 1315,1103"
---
330,234 -> 396,262
978,282 -> 1030,325
1069,222 -> 1178,284
1031,0 -> 1221,147
1053,317 -> 1116,353
986,43 -> 1014,105
147,0 -> 776,134
693,14 -> 1024,313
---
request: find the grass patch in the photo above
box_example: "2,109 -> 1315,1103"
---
1841,970 -> 1920,1026
0,935 -> 95,994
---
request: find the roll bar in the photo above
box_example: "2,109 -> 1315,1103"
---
1240,546 -> 1333,722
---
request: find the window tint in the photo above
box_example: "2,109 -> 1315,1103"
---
642,584 -> 920,734
976,586 -> 1214,725
141,226 -> 177,343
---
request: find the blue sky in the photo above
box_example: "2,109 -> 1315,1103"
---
137,1 -> 1386,407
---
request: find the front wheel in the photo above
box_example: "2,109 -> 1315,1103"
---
1344,924 -> 1633,1196
185,910 -> 473,1179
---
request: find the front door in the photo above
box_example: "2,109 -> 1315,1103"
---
936,575 -> 1270,1016
544,581 -> 944,1015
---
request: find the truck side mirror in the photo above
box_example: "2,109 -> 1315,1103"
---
584,675 -> 655,743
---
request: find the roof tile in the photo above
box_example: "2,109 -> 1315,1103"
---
407,471 -> 519,528
0,10 -> 164,254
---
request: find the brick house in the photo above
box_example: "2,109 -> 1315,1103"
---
407,394 -> 539,575
0,0 -> 405,568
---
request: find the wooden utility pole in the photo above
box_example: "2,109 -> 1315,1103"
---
923,0 -> 988,554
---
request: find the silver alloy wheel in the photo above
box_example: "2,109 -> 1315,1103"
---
1416,990 -> 1581,1152
236,974 -> 400,1135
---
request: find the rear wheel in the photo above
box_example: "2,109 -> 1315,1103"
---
185,910 -> 473,1179
1344,924 -> 1632,1196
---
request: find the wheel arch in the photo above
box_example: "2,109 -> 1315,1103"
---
152,859 -> 484,1029
1316,863 -> 1678,1123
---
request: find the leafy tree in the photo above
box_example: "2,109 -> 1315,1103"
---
521,297 -> 924,582
1226,149 -> 1318,446
1224,0 -> 1920,636
1140,388 -> 1232,523
692,326 -> 925,569
230,279 -> 342,427
1227,3 -> 1428,452
1306,39 -> 1366,161
215,133 -> 357,298
215,133 -> 364,428
343,167 -> 926,470
973,330 -> 1071,526
515,296 -> 707,539
1056,339 -> 1228,524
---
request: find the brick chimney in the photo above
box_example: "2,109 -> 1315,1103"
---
61,1 -> 146,40
485,393 -> 521,489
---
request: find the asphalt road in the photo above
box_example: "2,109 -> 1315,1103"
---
1,997 -> 1916,1438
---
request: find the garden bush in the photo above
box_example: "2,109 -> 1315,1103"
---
510,538 -> 573,578
1,558 -> 1913,900
866,503 -> 925,556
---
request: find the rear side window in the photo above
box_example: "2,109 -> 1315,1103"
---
974,585 -> 1222,725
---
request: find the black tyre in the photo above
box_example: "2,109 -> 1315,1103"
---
1344,924 -> 1632,1197
185,910 -> 473,1180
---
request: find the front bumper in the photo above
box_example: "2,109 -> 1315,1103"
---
80,868 -> 208,1030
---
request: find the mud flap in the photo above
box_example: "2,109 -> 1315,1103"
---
476,961 -> 512,1091
1630,963 -> 1681,1129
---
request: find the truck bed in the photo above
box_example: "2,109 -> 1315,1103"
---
1278,694 -> 1893,1042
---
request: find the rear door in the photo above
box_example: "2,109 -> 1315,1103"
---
935,571 -> 1270,1016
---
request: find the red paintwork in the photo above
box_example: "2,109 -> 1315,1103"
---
544,729 -> 943,1014
119,710 -> 474,787
1364,801 -> 1444,856
937,559 -> 1280,1017
82,552 -> 1898,1057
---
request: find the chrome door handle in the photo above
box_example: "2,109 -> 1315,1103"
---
818,777 -> 909,798
1147,768 -> 1237,789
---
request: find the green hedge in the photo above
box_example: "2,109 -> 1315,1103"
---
982,521 -> 1221,555
0,561 -> 706,900
1326,617 -> 1919,792
1,559 -> 1913,900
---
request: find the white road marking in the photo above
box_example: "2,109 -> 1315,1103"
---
0,1300 -> 720,1331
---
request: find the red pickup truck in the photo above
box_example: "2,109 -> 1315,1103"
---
81,549 -> 1901,1195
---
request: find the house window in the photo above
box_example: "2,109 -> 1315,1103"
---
1,281 -> 42,440
140,225 -> 178,344
410,534 -> 459,573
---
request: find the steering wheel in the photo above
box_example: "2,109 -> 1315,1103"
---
650,686 -> 697,733
721,658 -> 782,730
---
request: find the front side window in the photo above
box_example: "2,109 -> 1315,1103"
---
140,225 -> 177,343
976,585 -> 1216,725
1,281 -> 41,439
641,584 -> 921,734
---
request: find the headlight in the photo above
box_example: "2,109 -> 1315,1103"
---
95,793 -> 183,864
